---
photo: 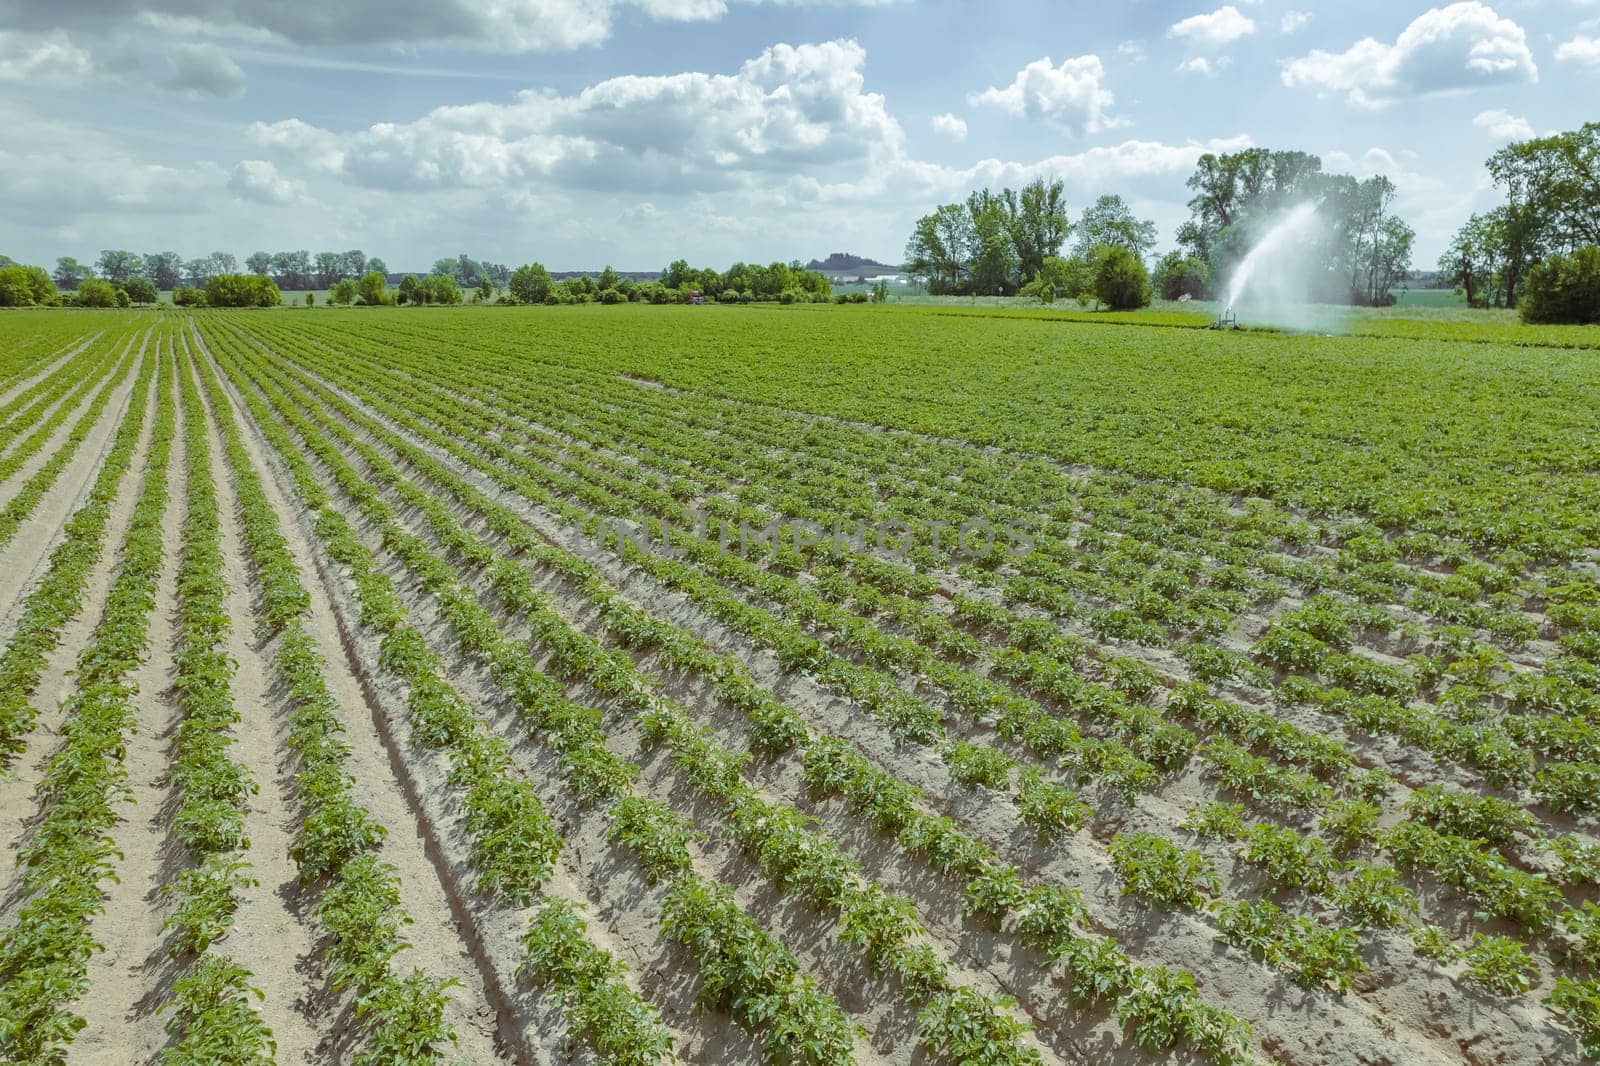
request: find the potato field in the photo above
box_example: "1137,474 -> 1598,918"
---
1,304 -> 1599,1066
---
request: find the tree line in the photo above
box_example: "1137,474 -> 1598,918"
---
503,259 -> 834,305
1437,122 -> 1600,323
904,150 -> 1418,309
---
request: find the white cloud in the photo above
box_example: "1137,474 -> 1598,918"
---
1471,107 -> 1532,139
0,30 -> 94,85
969,54 -> 1119,134
0,103 -> 221,225
1281,3 -> 1536,107
1116,40 -> 1147,61
247,118 -> 347,171
162,42 -> 246,97
227,159 -> 307,204
1280,11 -> 1312,34
1555,35 -> 1600,68
1168,6 -> 1257,47
930,112 -> 967,140
0,0 -> 906,55
1178,56 -> 1232,77
249,40 -> 902,194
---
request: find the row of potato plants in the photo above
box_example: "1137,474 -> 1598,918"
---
235,327 -> 1275,1066
236,313 -> 1600,1043
308,316 -> 1547,662
222,335 -> 1062,1066
0,336 -> 126,491
0,339 -> 151,758
384,363 -> 1587,915
0,345 -> 173,1061
0,334 -> 119,453
256,332 -> 1420,941
201,330 -> 687,1066
195,341 -> 463,1064
156,344 -> 275,1061
0,338 -> 139,551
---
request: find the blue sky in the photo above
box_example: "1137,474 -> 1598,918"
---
1,1 -> 1597,271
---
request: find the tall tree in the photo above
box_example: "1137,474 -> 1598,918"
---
245,251 -> 272,276
1072,195 -> 1158,259
966,190 -> 1018,295
95,249 -> 143,285
184,257 -> 214,285
53,256 -> 91,291
209,251 -> 238,275
341,249 -> 367,279
1001,178 -> 1071,284
143,251 -> 183,290
315,251 -> 345,288
904,203 -> 972,293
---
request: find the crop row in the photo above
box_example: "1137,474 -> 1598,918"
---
197,327 -> 684,1066
0,342 -> 173,1060
0,331 -> 152,758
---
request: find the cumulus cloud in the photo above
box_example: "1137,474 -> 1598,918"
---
969,54 -> 1119,134
1168,6 -> 1257,47
930,112 -> 967,140
1556,35 -> 1600,68
0,0 -> 905,54
0,30 -> 94,84
0,104 -> 221,226
227,159 -> 307,204
247,40 -> 902,194
1178,56 -> 1231,77
162,42 -> 246,97
1472,107 -> 1532,139
1280,11 -> 1312,34
1281,2 -> 1536,107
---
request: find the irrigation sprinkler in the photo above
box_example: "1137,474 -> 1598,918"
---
1208,308 -> 1241,330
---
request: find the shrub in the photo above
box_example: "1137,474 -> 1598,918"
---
329,278 -> 359,305
1520,246 -> 1600,324
123,276 -> 158,304
1092,245 -> 1152,311
73,278 -> 122,307
204,273 -> 281,308
172,286 -> 205,307
0,263 -> 55,306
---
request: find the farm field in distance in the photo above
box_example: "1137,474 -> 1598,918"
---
2,303 -> 1599,1066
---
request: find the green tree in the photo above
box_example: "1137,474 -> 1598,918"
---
53,257 -> 91,291
245,251 -> 271,276
143,251 -> 183,290
329,278 -> 359,305
123,277 -> 159,304
421,274 -> 462,304
0,264 -> 55,306
184,257 -> 214,286
904,202 -> 973,293
74,278 -> 121,307
1152,251 -> 1210,301
1002,178 -> 1071,283
95,249 -> 143,285
205,273 -> 281,307
1446,209 -> 1504,305
397,274 -> 422,305
509,262 -> 553,304
597,265 -> 619,291
1092,245 -> 1152,310
209,251 -> 238,275
357,269 -> 390,305
1073,195 -> 1158,259
1520,247 -> 1600,324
